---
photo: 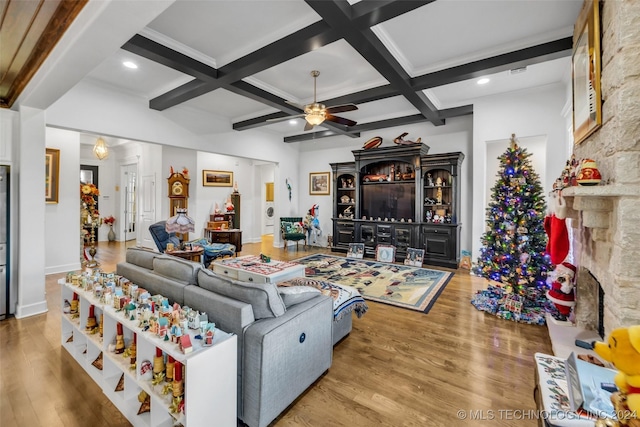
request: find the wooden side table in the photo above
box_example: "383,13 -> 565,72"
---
166,247 -> 204,263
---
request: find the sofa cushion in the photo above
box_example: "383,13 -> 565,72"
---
197,269 -> 286,319
154,255 -> 200,285
278,286 -> 321,308
116,261 -> 189,305
125,247 -> 159,270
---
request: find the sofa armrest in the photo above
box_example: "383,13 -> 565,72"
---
241,295 -> 333,427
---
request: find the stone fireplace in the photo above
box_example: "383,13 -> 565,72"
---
563,0 -> 640,337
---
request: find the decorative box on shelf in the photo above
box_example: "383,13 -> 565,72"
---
59,275 -> 237,427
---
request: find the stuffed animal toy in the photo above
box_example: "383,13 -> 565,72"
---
593,325 -> 640,415
546,262 -> 576,320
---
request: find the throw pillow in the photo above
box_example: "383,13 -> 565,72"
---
281,221 -> 293,233
278,286 -> 321,308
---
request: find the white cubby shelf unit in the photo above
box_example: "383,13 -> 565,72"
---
59,279 -> 237,427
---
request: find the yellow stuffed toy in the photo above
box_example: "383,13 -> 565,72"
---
593,325 -> 640,417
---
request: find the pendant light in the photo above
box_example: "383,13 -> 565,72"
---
93,137 -> 109,160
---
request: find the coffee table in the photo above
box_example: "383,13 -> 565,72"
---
212,255 -> 305,283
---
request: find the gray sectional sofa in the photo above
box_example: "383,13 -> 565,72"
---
116,248 -> 334,427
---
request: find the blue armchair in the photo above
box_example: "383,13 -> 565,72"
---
149,221 -> 181,252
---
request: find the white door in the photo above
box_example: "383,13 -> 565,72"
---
121,164 -> 138,241
139,173 -> 156,249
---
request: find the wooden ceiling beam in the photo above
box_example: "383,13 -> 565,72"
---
122,35 -> 218,81
306,0 -> 445,126
412,37 -> 572,89
146,21 -> 340,111
351,1 -> 435,28
282,104 -> 474,143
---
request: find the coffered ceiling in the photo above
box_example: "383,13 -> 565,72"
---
4,0 -> 583,143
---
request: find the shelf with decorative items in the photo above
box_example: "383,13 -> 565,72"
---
420,152 -> 464,268
330,162 -> 357,252
59,271 -> 237,427
329,144 -> 465,267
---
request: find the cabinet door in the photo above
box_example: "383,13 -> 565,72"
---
422,226 -> 451,259
359,224 -> 376,249
335,221 -> 354,247
394,226 -> 412,254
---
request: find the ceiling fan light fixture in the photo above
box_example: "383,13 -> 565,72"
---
93,137 -> 109,160
305,102 -> 326,126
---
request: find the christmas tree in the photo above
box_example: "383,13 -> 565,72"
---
471,134 -> 553,324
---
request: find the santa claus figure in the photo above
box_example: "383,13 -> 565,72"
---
546,262 -> 576,320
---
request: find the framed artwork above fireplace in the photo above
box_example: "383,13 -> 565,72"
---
572,0 -> 602,144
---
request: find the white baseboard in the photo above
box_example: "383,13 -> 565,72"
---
15,300 -> 48,319
46,262 -> 82,275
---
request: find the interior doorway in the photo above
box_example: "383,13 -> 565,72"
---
120,164 -> 138,243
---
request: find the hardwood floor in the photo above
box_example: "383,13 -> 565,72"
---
0,238 -> 552,427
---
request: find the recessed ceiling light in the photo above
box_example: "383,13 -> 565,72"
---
288,119 -> 298,125
477,78 -> 490,85
123,61 -> 138,69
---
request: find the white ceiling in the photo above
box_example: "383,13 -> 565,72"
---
82,0 -> 582,140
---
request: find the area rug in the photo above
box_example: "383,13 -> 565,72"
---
294,254 -> 454,313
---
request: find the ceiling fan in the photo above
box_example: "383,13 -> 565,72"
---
269,70 -> 358,131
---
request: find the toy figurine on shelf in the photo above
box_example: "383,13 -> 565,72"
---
153,347 -> 165,383
86,305 -> 98,333
427,173 -> 434,187
202,323 -> 216,346
165,355 -> 175,383
123,333 -> 137,370
170,361 -> 184,414
115,323 -> 125,354
70,293 -> 79,318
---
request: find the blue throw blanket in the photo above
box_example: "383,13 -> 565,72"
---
278,277 -> 368,321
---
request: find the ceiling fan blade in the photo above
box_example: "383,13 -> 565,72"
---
285,100 -> 306,110
266,114 -> 305,123
325,114 -> 357,127
325,104 -> 358,114
303,121 -> 315,131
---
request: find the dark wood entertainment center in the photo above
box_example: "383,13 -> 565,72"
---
331,144 -> 464,268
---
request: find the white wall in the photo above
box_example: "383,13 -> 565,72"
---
16,107 -> 47,318
45,128 -> 83,274
472,82 -> 569,262
46,80 -> 302,247
195,152 -> 257,243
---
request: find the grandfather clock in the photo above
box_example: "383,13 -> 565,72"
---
167,172 -> 190,240
230,190 -> 240,229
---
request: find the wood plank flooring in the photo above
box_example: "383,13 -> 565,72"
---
0,239 -> 552,426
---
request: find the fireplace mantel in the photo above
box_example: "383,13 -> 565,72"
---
561,185 -> 640,229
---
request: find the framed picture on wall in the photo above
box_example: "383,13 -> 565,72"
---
203,170 -> 233,187
309,172 -> 330,195
45,148 -> 60,203
572,0 -> 601,144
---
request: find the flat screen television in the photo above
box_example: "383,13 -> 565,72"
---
360,183 -> 415,221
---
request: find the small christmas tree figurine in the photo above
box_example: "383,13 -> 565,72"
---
471,134 -> 553,324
